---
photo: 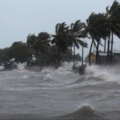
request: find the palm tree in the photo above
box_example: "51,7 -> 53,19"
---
51,22 -> 87,66
104,39 -> 107,53
105,0 -> 120,63
27,34 -> 37,63
70,20 -> 87,66
33,32 -> 50,64
27,33 -> 50,65
51,22 -> 70,65
85,13 -> 109,65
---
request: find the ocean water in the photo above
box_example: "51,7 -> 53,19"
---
0,63 -> 120,120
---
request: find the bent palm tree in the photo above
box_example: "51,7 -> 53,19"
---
51,22 -> 87,66
105,1 -> 120,63
85,13 -> 109,65
27,34 -> 38,64
33,32 -> 50,64
51,22 -> 70,65
27,33 -> 50,64
70,20 -> 87,65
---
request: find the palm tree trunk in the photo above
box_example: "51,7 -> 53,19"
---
98,52 -> 101,64
104,40 -> 106,53
110,31 -> 113,63
89,40 -> 94,66
107,34 -> 110,63
82,46 -> 84,66
74,44 -> 75,66
93,40 -> 97,48
96,40 -> 100,65
49,48 -> 51,66
35,49 -> 38,65
96,43 -> 98,65
69,46 -> 72,64
57,48 -> 60,66
56,46 -> 61,66
55,45 -> 58,66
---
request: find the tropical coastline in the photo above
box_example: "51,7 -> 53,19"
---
0,0 -> 120,120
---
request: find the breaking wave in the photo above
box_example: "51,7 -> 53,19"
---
55,105 -> 106,120
1,63 -> 120,119
22,74 -> 38,79
43,74 -> 53,81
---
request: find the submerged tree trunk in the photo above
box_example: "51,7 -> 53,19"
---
110,31 -> 113,63
89,40 -> 94,66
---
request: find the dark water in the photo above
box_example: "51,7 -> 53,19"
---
0,64 -> 120,120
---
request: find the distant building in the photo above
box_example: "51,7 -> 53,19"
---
90,49 -> 120,65
113,50 -> 120,63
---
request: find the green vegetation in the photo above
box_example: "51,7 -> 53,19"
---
0,41 -> 32,64
1,0 -> 120,66
87,0 -> 120,65
0,41 -> 82,66
27,0 -> 120,66
25,22 -> 87,66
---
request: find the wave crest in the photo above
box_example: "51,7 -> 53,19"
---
55,105 -> 105,120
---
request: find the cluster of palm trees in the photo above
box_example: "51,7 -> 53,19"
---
87,0 -> 120,65
27,0 -> 120,66
27,22 -> 87,66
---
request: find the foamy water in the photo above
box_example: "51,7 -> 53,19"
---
0,63 -> 119,120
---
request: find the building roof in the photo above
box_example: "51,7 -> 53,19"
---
113,50 -> 120,54
99,53 -> 107,56
92,49 -> 120,56
92,52 -> 113,56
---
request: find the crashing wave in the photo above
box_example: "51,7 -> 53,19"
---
43,74 -> 53,81
54,105 -> 105,120
22,74 -> 38,79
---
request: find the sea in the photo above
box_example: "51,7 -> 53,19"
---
0,63 -> 120,120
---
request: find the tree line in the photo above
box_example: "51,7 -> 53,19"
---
1,0 -> 120,66
0,41 -> 82,66
27,0 -> 120,66
0,42 -> 31,64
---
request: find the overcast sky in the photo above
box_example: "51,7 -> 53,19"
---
0,0 -> 120,56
